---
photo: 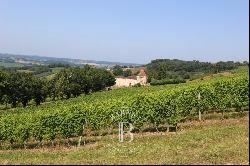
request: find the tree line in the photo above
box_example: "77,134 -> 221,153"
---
112,65 -> 133,77
146,59 -> 248,83
0,65 -> 115,108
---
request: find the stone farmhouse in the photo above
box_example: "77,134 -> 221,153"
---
113,69 -> 147,87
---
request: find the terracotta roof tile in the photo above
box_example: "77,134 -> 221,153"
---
138,69 -> 146,76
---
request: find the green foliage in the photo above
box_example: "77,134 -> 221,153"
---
0,72 -> 48,107
132,83 -> 141,87
0,62 -> 24,68
48,63 -> 70,68
51,65 -> 116,98
150,77 -> 186,85
32,78 -> 48,105
112,65 -> 123,76
0,65 -> 116,107
146,59 -> 243,82
123,69 -> 132,77
0,71 -> 248,144
0,70 -> 8,104
112,65 -> 133,77
5,72 -> 35,107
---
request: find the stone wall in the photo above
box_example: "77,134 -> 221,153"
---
113,76 -> 147,87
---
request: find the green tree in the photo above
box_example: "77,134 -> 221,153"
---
6,72 -> 34,107
123,69 -> 132,77
112,65 -> 123,76
32,77 -> 48,105
52,65 -> 116,99
0,70 -> 8,105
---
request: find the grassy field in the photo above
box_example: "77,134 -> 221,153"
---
0,116 -> 248,165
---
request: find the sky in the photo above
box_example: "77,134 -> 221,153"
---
0,0 -> 249,64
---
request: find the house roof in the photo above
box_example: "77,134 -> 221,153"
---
137,69 -> 146,76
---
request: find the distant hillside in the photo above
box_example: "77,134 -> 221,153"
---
0,53 -> 143,68
146,58 -> 248,85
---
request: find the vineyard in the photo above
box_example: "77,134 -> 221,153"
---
0,67 -> 248,147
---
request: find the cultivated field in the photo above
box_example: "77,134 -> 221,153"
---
0,66 -> 249,165
0,116 -> 248,165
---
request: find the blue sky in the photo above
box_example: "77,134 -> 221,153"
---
0,0 -> 249,64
